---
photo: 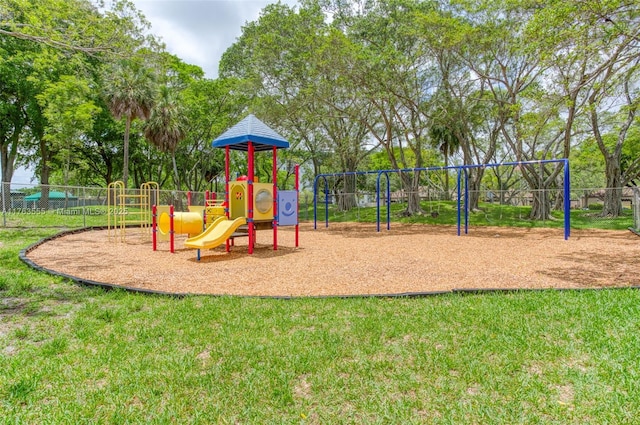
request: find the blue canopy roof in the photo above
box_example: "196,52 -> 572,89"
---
24,191 -> 77,201
212,114 -> 290,151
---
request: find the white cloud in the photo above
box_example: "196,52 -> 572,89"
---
133,0 -> 297,78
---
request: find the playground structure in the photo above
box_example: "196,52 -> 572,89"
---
152,191 -> 226,253
314,159 -> 571,240
151,114 -> 300,259
107,181 -> 159,242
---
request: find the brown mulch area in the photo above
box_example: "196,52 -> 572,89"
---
25,222 -> 640,297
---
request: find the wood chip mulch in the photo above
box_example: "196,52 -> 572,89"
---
25,222 -> 640,297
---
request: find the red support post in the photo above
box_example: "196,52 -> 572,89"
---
187,191 -> 192,207
205,190 -> 210,202
225,146 -> 231,252
169,205 -> 175,254
273,146 -> 278,251
225,146 -> 230,217
248,142 -> 255,254
295,164 -> 299,247
152,204 -> 157,251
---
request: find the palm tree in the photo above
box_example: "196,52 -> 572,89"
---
429,122 -> 460,200
144,85 -> 187,194
104,61 -> 156,187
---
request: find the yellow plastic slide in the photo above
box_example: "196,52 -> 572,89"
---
184,216 -> 247,250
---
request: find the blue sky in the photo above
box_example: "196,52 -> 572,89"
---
12,167 -> 34,187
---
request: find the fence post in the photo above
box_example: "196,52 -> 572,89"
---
631,187 -> 640,231
564,159 -> 570,240
1,181 -> 6,227
83,186 -> 87,228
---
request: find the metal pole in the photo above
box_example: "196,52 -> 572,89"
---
313,175 -> 318,229
564,159 -> 571,240
386,173 -> 391,230
83,186 -> 86,228
152,204 -> 157,251
273,146 -> 278,250
324,176 -> 329,228
294,164 -> 299,247
457,168 -> 462,236
464,168 -> 469,234
1,181 -> 7,227
248,142 -> 255,254
225,146 -> 231,253
170,205 -> 175,254
376,171 -> 381,232
225,146 -> 230,217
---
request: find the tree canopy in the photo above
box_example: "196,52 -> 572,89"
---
2,0 -> 638,217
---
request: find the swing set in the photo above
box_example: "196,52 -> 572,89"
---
314,159 -> 571,239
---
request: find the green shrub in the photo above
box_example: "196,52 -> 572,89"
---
588,203 -> 604,210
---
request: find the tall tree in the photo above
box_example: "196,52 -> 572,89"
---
36,75 -> 100,186
220,2 -> 374,197
588,64 -> 640,216
0,0 -> 152,58
527,0 -> 640,216
144,85 -> 186,193
104,60 -> 156,187
457,0 -> 566,219
327,0 -> 439,215
429,122 -> 459,198
0,34 -> 35,207
178,78 -> 242,192
1,0 -> 155,196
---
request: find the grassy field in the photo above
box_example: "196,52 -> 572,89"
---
3,198 -> 634,230
308,200 -> 634,231
2,213 -> 640,422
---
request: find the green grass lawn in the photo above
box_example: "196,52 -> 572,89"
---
1,222 -> 640,422
4,199 -> 632,231
309,200 -> 634,231
1,206 -> 141,228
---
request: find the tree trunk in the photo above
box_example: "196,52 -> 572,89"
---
399,171 -> 424,216
602,156 -> 622,217
1,147 -> 16,184
337,173 -> 357,211
466,168 -> 484,212
443,153 -> 451,201
172,152 -> 184,211
38,138 -> 52,211
1,134 -> 19,212
529,190 -> 551,220
1,149 -> 14,212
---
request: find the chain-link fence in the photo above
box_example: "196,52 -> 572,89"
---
632,187 -> 640,233
0,182 -> 217,228
1,181 -> 636,231
312,166 -> 636,231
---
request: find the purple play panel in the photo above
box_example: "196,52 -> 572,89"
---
278,190 -> 298,226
